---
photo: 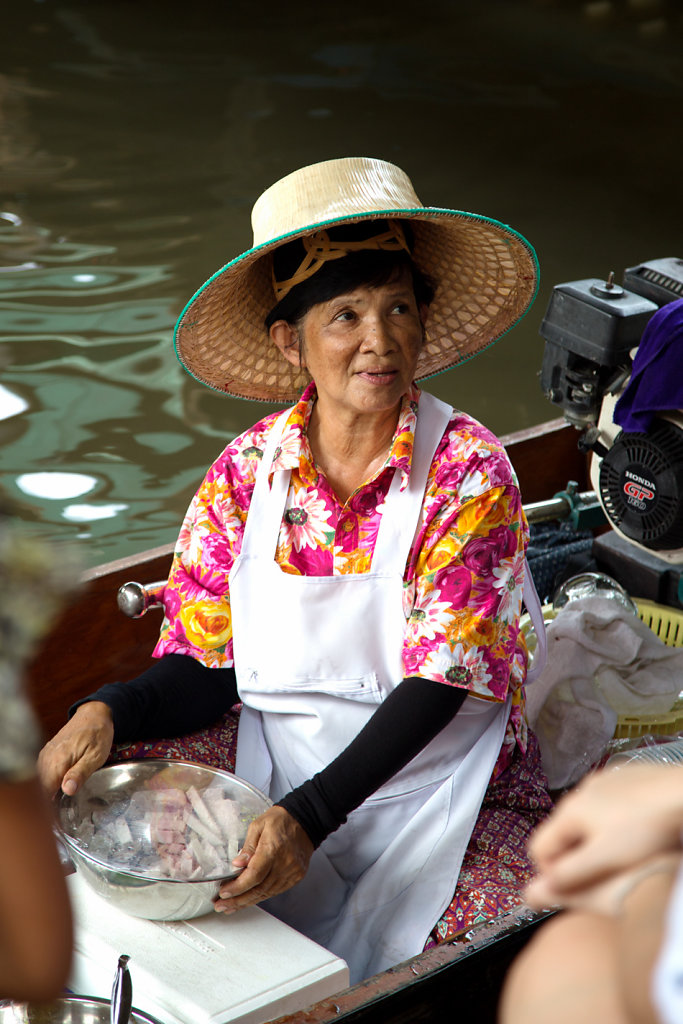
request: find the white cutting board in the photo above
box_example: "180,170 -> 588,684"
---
67,872 -> 349,1024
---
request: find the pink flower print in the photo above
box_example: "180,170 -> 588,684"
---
484,650 -> 514,699
230,480 -> 257,512
458,466 -> 488,496
161,584 -> 182,620
462,526 -> 517,579
183,571 -> 221,601
275,422 -> 304,466
434,458 -> 467,492
481,450 -> 516,488
488,524 -> 519,559
421,640 -> 494,689
214,501 -> 244,547
468,578 -> 501,619
402,577 -> 416,619
175,519 -> 193,556
449,642 -> 494,691
352,482 -> 384,517
195,532 -> 231,573
282,491 -> 332,552
288,539 -> 333,576
491,558 -> 525,624
434,563 -> 471,610
402,640 -> 430,678
406,594 -> 456,644
462,535 -> 502,578
465,418 -> 500,448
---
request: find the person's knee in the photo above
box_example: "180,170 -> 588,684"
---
499,912 -> 623,1024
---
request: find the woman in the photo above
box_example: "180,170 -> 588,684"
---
39,157 -> 551,982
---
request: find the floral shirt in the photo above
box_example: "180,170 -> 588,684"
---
155,383 -> 531,775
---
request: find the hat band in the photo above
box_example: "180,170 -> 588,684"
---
272,220 -> 411,301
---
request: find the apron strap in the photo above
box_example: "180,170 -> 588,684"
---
372,392 -> 453,574
522,559 -> 547,683
241,408 -> 292,559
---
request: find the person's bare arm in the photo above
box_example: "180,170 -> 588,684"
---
526,764 -> 683,912
499,860 -> 680,1024
0,776 -> 73,1001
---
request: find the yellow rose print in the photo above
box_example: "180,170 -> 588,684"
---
179,601 -> 232,649
457,490 -> 508,535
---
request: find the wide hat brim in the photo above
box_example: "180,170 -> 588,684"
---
175,175 -> 539,403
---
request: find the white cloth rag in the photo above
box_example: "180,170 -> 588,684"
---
526,596 -> 683,789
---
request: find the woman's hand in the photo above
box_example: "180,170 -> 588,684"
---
525,763 -> 683,912
37,702 -> 114,798
213,805 -> 314,913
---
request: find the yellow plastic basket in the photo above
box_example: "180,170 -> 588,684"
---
635,599 -> 683,646
614,599 -> 683,739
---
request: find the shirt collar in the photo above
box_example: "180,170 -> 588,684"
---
269,381 -> 422,491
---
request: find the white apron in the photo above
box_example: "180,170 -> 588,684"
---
229,391 -> 538,983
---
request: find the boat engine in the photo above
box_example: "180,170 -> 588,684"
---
539,257 -> 683,604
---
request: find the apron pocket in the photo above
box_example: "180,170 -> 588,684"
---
241,669 -> 384,704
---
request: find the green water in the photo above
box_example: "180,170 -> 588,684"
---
1,0 -> 681,566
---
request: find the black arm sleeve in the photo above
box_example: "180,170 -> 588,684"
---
276,677 -> 467,848
69,654 -> 239,743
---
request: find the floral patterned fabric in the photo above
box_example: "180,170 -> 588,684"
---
155,382 -> 533,778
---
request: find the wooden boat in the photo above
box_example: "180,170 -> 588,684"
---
25,415 -> 591,1024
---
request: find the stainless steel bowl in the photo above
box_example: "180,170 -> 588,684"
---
0,997 -> 164,1023
57,759 -> 271,921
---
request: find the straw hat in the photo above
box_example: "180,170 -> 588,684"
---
174,157 -> 539,402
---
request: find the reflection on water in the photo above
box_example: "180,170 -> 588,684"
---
17,471 -> 98,499
0,217 -> 243,561
1,0 -> 681,566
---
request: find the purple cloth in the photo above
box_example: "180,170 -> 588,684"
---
613,298 -> 683,433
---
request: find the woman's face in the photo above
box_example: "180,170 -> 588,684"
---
272,269 -> 426,422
